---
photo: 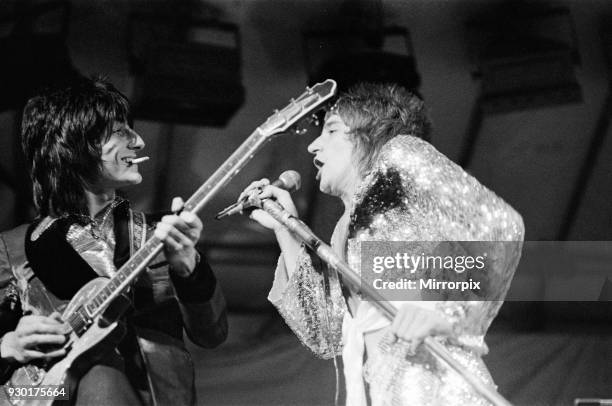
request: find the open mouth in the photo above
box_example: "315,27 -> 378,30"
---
313,158 -> 324,180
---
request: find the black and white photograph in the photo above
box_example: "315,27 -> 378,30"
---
0,0 -> 611,405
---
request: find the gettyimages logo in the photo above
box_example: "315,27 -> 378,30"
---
372,251 -> 486,274
360,241 -> 612,302
360,241 -> 517,301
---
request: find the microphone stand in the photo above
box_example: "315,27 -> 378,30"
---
257,198 -> 513,406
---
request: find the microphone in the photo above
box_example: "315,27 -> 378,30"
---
215,170 -> 301,219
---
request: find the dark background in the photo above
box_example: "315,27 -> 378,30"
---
1,0 -> 611,404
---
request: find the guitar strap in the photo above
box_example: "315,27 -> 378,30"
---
129,209 -> 147,255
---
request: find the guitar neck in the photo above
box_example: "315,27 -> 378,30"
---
182,128 -> 271,213
82,78 -> 338,319
85,128 -> 272,318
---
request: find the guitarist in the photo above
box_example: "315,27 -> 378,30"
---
0,76 -> 228,405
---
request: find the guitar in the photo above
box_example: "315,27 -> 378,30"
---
2,79 -> 337,406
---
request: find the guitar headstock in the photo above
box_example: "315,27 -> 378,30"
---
258,79 -> 337,137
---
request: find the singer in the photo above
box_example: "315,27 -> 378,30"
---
0,76 -> 227,405
240,83 -> 524,405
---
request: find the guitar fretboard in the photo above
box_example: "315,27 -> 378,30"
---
85,129 -> 271,318
78,79 -> 336,319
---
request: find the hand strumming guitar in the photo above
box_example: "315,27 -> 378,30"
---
1,313 -> 69,364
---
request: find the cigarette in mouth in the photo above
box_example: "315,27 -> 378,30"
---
128,156 -> 149,165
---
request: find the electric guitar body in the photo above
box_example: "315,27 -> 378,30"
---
2,278 -> 127,406
1,79 -> 338,405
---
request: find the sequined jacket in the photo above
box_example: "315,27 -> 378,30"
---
0,202 -> 228,406
269,135 -> 524,405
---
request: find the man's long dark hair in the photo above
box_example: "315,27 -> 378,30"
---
333,82 -> 432,176
21,77 -> 131,217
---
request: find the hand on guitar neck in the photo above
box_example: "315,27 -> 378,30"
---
1,313 -> 70,364
154,197 -> 204,278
